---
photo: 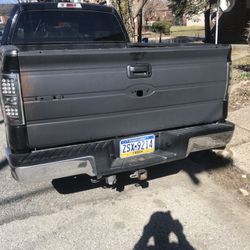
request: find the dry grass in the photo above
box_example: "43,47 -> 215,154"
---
232,55 -> 250,81
229,55 -> 250,111
170,25 -> 205,37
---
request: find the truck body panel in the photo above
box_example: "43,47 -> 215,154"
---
18,45 -> 229,148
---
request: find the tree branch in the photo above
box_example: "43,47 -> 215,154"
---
132,0 -> 148,18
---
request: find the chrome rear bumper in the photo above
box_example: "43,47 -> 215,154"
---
8,153 -> 96,182
7,121 -> 234,182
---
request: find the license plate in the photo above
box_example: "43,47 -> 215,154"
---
120,134 -> 155,159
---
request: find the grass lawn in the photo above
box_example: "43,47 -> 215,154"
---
142,25 -> 205,39
232,55 -> 250,81
170,26 -> 205,37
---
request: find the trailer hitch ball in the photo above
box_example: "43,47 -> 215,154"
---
105,175 -> 117,186
90,177 -> 103,184
130,169 -> 148,181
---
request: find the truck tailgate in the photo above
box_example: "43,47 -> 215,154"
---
18,45 -> 230,149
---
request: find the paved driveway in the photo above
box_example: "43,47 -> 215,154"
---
0,113 -> 249,250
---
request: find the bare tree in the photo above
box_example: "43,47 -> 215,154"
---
132,0 -> 148,19
79,0 -> 150,41
169,0 -> 217,42
0,4 -> 14,16
144,0 -> 169,24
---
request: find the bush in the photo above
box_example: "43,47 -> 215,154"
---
150,21 -> 172,35
150,21 -> 172,42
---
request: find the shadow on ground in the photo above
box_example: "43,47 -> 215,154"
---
0,184 -> 54,225
0,186 -> 53,208
0,158 -> 8,171
0,158 -> 53,210
52,150 -> 233,195
134,210 -> 195,250
0,150 -> 233,225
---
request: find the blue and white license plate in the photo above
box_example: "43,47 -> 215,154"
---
120,134 -> 155,159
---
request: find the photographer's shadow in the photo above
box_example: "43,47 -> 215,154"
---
134,211 -> 195,250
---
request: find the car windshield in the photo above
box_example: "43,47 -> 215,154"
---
12,10 -> 126,44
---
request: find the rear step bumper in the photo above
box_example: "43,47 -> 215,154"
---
6,121 -> 234,182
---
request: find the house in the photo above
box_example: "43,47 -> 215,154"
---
0,15 -> 9,25
144,6 -> 173,26
0,4 -> 13,27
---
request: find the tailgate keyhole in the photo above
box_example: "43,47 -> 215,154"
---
136,90 -> 144,97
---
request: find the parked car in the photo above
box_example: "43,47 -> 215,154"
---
0,2 -> 234,185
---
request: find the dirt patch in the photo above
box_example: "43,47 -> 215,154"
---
229,55 -> 250,111
191,151 -> 250,207
208,162 -> 250,207
229,80 -> 250,111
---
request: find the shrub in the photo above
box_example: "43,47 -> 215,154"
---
150,21 -> 172,43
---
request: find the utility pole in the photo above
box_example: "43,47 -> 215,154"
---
215,0 -> 220,44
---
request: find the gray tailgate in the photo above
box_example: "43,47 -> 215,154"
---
18,45 -> 230,148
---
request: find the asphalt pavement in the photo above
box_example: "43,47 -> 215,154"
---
0,113 -> 249,250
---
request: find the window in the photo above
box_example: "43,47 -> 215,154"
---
12,10 -> 126,44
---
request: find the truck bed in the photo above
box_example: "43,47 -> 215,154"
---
18,44 -> 230,149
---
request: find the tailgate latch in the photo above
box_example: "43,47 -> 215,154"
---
127,63 -> 152,79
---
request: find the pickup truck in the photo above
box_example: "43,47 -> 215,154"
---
0,2 -> 234,185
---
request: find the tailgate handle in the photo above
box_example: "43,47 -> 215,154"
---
127,64 -> 152,79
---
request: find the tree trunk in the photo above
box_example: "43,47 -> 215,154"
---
204,5 -> 211,43
137,10 -> 143,43
159,32 -> 162,43
132,0 -> 148,19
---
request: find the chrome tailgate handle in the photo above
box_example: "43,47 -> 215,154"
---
127,64 -> 152,79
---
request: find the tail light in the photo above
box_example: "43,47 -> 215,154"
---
0,50 -> 25,126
